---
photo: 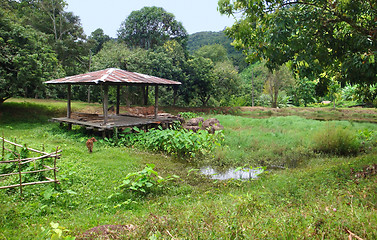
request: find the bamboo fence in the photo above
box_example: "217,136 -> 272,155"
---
0,136 -> 61,198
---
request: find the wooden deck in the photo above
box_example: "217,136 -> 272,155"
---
50,113 -> 179,131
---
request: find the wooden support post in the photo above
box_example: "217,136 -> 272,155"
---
54,147 -> 58,189
116,85 -> 120,115
67,84 -> 72,118
2,133 -> 4,159
87,85 -> 91,103
18,156 -> 23,198
67,84 -> 72,130
103,84 -> 109,124
154,85 -> 159,119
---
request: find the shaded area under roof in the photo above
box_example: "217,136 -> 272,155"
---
44,68 -> 181,86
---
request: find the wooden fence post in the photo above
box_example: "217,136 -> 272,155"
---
18,156 -> 23,198
54,147 -> 58,189
2,133 -> 4,159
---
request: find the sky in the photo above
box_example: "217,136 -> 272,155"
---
64,0 -> 237,38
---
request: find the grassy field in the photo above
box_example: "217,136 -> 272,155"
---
0,99 -> 376,239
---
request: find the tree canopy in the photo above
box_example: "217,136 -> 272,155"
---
187,31 -> 248,71
0,6 -> 60,103
194,44 -> 228,64
218,0 -> 377,95
118,6 -> 188,50
24,0 -> 90,75
89,28 -> 111,55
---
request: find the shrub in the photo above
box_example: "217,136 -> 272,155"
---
312,126 -> 360,155
114,127 -> 224,158
113,164 -> 179,195
178,112 -> 199,120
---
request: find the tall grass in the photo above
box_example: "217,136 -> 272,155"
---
206,115 -> 377,168
312,125 -> 360,155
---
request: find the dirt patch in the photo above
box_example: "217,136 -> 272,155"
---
76,224 -> 136,240
78,105 -> 241,116
78,106 -> 163,116
239,106 -> 377,123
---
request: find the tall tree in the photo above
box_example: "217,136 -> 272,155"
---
264,66 -> 295,108
91,41 -> 131,70
194,44 -> 241,106
24,0 -> 90,75
88,28 -> 111,55
219,0 -> 377,101
0,7 -> 60,103
117,6 -> 187,50
183,56 -> 216,106
213,60 -> 240,105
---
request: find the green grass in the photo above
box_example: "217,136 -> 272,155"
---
205,114 -> 377,168
0,99 -> 376,239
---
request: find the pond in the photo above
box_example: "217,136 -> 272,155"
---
201,166 -> 265,180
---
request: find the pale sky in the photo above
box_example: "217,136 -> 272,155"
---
65,0 -> 237,38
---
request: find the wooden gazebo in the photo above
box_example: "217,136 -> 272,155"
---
45,68 -> 181,132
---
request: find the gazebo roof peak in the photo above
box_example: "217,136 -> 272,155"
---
45,68 -> 181,86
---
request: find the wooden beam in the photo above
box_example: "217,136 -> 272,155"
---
154,85 -> 159,119
116,85 -> 120,115
67,84 -> 72,118
103,84 -> 109,124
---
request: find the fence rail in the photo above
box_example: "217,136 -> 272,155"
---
0,136 -> 60,198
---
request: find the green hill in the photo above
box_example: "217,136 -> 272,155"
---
187,31 -> 248,71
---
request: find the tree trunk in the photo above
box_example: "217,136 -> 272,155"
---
173,87 -> 178,106
143,86 -> 149,105
251,68 -> 255,107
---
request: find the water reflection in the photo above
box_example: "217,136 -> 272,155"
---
201,167 -> 264,180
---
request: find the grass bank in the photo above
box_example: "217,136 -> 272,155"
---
0,99 -> 376,239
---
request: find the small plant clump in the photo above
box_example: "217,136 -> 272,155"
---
112,164 -> 179,196
178,111 -> 199,120
312,126 -> 360,155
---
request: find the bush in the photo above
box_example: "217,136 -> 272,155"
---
312,126 -> 360,155
113,127 -> 224,158
178,112 -> 199,120
115,164 -> 179,195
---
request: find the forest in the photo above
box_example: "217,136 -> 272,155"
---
1,0 -> 376,108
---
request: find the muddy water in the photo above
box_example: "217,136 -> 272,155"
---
201,167 -> 264,180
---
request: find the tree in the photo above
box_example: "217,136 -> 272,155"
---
218,0 -> 377,101
88,28 -> 111,55
92,41 -> 131,70
264,66 -> 295,108
213,60 -> 240,105
194,44 -> 228,64
187,31 -> 248,71
0,8 -> 60,103
24,0 -> 90,75
118,6 -> 187,50
183,56 -> 216,106
293,78 -> 316,107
